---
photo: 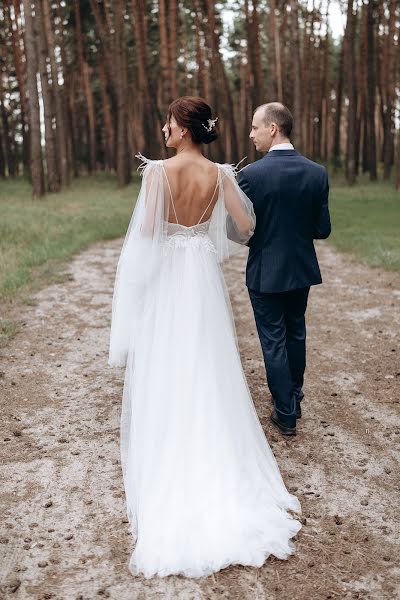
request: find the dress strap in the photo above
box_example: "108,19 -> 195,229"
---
197,166 -> 220,225
161,163 -> 179,225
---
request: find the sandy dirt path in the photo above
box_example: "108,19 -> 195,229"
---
0,240 -> 399,600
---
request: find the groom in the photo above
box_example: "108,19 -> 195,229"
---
239,102 -> 331,436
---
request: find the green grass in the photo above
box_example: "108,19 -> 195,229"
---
0,173 -> 140,307
329,173 -> 400,272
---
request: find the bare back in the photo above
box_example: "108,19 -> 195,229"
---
162,156 -> 220,227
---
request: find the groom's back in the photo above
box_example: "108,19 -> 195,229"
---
240,150 -> 331,293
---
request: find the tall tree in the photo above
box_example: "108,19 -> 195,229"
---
382,0 -> 396,179
35,0 -> 60,191
22,0 -> 45,197
290,0 -> 302,150
114,0 -> 130,185
269,0 -> 282,101
366,0 -> 377,180
204,0 -> 238,161
42,0 -> 69,187
158,0 -> 170,112
73,0 -> 96,174
168,0 -> 178,99
7,0 -> 29,174
345,0 -> 357,184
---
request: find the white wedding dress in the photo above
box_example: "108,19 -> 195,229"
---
108,155 -> 301,579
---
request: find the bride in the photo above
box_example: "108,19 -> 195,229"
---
108,96 -> 301,579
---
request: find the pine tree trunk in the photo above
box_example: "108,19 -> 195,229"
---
290,0 -> 302,149
98,58 -> 115,171
383,0 -> 396,179
158,0 -> 170,111
0,83 -> 14,177
366,0 -> 377,180
22,0 -> 45,197
0,116 -> 5,176
396,129 -> 400,190
168,0 -> 178,98
35,0 -> 60,191
251,0 -> 263,107
42,0 -> 69,187
333,40 -> 344,170
345,0 -> 357,185
270,0 -> 283,101
194,7 -> 206,99
131,0 -> 163,158
73,0 -> 96,174
321,4 -> 330,162
7,0 -> 29,174
68,74 -> 80,177
204,0 -> 237,161
115,0 -> 130,186
89,0 -> 116,101
243,0 -> 254,161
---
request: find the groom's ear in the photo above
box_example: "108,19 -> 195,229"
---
270,122 -> 278,136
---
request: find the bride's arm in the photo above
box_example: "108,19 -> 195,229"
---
134,161 -> 168,238
140,167 -> 161,237
221,167 -> 256,244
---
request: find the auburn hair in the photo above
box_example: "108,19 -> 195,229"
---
167,96 -> 218,145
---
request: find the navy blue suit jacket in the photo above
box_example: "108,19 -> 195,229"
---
239,149 -> 331,293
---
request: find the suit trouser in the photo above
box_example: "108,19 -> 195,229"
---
248,286 -> 310,428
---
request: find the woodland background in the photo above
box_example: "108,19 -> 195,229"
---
0,1 -> 399,311
0,0 -> 399,196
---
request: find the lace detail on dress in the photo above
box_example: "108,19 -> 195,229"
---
163,220 -> 217,254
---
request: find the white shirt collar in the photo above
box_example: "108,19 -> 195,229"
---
269,142 -> 294,151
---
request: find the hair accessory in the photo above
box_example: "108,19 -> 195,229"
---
202,116 -> 218,132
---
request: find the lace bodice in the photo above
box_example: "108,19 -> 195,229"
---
163,219 -> 216,253
165,219 -> 211,236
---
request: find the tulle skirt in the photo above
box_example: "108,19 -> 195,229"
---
120,233 -> 301,578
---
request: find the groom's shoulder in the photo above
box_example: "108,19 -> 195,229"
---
239,158 -> 266,179
298,153 -> 328,176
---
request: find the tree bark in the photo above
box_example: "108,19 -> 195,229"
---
89,0 -> 117,102
366,0 -> 377,180
98,58 -> 115,171
270,0 -> 283,101
73,0 -> 96,174
382,0 -> 396,179
35,0 -> 60,191
115,0 -> 130,186
168,0 -> 178,98
290,0 -> 302,149
345,0 -> 357,185
42,0 -> 69,187
7,0 -> 30,174
204,0 -> 237,161
158,0 -> 170,112
250,0 -> 263,107
22,0 -> 45,197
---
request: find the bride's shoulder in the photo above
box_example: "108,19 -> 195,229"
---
135,153 -> 164,176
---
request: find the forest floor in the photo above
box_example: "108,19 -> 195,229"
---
0,240 -> 399,600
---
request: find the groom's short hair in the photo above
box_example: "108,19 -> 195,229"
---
256,102 -> 293,138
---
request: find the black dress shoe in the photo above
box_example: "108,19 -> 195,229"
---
270,410 -> 296,436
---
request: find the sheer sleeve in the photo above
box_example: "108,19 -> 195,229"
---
108,155 -> 166,367
208,163 -> 256,263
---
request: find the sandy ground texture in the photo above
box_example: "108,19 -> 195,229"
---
0,239 -> 399,600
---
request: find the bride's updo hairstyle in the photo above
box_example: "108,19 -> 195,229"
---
167,96 -> 218,145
